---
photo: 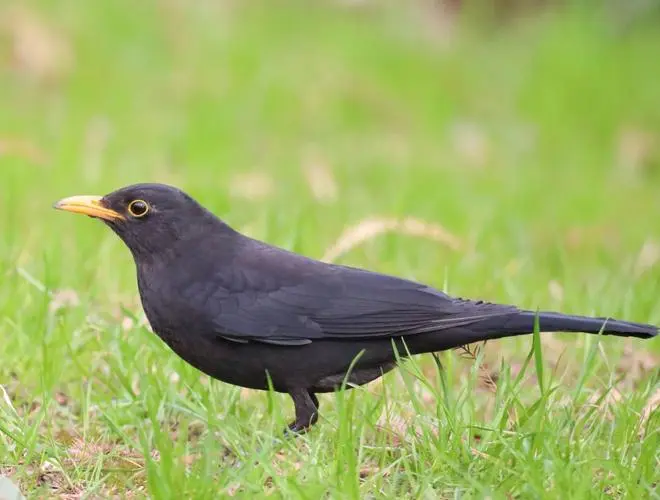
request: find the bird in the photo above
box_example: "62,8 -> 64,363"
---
54,183 -> 658,433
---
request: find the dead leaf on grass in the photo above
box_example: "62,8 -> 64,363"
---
181,454 -> 200,467
0,137 -> 47,164
223,483 -> 241,496
617,126 -> 656,176
271,451 -> 303,479
548,280 -> 564,303
470,447 -> 490,459
240,388 -> 258,401
229,171 -> 274,200
121,316 -> 135,331
49,288 -> 80,313
0,467 -> 16,477
359,463 -> 389,479
634,240 -> 660,276
54,391 -> 69,406
618,339 -> 658,382
2,6 -> 73,82
302,155 -> 338,203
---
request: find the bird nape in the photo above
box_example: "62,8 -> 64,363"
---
54,183 -> 658,434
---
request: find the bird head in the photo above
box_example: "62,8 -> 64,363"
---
54,183 -> 226,259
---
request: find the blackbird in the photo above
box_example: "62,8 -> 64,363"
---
54,183 -> 658,432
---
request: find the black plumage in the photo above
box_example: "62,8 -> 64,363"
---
54,183 -> 658,432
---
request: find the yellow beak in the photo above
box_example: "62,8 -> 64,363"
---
53,195 -> 124,221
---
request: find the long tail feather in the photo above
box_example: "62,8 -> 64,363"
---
475,310 -> 657,341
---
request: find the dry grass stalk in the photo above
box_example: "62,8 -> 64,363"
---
586,386 -> 623,421
322,216 -> 462,263
639,389 -> 660,436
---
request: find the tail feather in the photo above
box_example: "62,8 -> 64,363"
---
474,310 -> 657,341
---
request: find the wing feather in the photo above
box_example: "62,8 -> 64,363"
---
198,263 -> 517,344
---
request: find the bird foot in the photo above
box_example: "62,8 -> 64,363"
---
284,422 -> 310,436
284,415 -> 316,436
285,388 -> 319,436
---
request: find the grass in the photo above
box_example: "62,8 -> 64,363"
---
0,0 -> 659,498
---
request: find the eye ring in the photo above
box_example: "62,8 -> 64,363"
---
128,199 -> 149,218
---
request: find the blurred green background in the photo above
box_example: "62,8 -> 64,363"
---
1,1 -> 659,498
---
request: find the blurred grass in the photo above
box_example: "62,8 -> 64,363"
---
0,0 -> 659,498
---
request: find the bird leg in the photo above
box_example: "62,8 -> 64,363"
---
286,388 -> 319,434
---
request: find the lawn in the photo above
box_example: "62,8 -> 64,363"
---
0,1 -> 659,498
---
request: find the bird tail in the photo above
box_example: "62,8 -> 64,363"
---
474,310 -> 657,341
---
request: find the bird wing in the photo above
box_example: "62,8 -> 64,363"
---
191,260 -> 517,346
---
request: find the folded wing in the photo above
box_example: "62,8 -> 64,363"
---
200,264 -> 518,345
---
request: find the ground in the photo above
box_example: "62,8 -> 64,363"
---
0,1 -> 659,498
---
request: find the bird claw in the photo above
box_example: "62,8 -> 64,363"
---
284,421 -> 312,436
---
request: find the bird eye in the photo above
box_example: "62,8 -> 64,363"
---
128,199 -> 149,218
